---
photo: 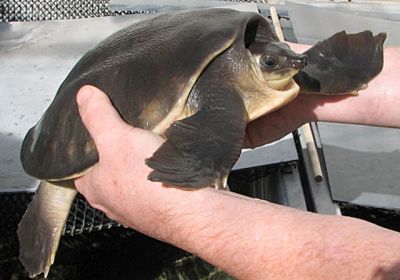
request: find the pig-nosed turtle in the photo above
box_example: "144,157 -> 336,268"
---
18,8 -> 386,278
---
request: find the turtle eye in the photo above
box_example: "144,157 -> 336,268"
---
261,55 -> 278,69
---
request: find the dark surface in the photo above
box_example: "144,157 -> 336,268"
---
0,192 -> 232,280
339,202 -> 400,232
2,228 -> 232,280
0,164 -> 300,279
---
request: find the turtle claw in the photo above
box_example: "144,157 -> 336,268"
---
215,184 -> 230,191
18,181 -> 77,278
350,83 -> 369,95
214,176 -> 230,191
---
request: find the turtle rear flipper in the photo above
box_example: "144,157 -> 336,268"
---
18,181 -> 77,278
146,87 -> 247,190
295,31 -> 386,94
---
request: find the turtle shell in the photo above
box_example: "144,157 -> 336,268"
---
20,9 -> 276,180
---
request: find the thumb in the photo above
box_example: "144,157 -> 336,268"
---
76,85 -> 129,150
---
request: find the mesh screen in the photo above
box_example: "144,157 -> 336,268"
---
0,164 -> 291,239
64,193 -> 120,235
1,0 -> 112,22
0,192 -> 119,237
0,166 -> 285,279
0,0 -> 158,22
0,0 -> 268,22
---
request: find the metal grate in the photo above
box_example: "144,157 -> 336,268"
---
1,0 -> 111,22
0,0 -> 271,22
0,0 -> 156,22
339,202 -> 400,232
0,192 -> 119,238
0,164 -> 298,239
64,193 -> 120,236
0,168 -> 282,279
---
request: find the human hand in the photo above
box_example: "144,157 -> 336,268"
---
74,85 -> 166,228
73,87 -> 400,280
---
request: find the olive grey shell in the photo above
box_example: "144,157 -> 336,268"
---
20,9 -> 276,180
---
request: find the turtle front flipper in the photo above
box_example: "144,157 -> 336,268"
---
18,181 -> 77,278
295,31 -> 387,94
146,87 -> 247,190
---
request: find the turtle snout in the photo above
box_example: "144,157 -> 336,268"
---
290,55 -> 307,70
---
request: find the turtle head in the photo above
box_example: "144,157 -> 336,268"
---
240,39 -> 307,121
253,41 -> 307,90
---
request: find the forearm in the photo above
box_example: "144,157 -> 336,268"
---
112,179 -> 400,279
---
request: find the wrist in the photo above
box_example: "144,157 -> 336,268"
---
115,179 -> 212,244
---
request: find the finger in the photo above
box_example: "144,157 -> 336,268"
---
76,85 -> 129,150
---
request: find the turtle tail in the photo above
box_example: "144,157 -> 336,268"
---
17,181 -> 77,278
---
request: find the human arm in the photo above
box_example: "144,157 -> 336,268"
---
245,46 -> 400,147
74,82 -> 400,279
